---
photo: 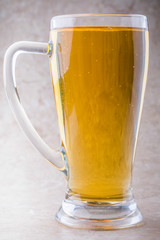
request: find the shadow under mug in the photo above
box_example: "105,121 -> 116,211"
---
3,14 -> 149,230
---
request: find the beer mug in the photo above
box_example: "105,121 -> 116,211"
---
3,14 -> 149,229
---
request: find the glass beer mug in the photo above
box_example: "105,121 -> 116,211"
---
3,14 -> 149,229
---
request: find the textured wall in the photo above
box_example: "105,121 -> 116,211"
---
0,0 -> 160,239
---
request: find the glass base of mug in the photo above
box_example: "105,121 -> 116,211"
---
56,196 -> 143,230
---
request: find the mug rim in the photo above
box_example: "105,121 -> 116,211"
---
51,13 -> 147,20
50,13 -> 148,30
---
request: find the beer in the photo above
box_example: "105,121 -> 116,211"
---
49,27 -> 149,201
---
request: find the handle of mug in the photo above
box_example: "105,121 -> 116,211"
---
3,41 -> 68,176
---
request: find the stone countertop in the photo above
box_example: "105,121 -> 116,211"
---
0,0 -> 160,239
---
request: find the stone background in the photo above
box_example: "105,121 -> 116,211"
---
0,0 -> 160,239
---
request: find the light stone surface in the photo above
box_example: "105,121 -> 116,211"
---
0,0 -> 160,239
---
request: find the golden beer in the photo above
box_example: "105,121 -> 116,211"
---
49,27 -> 149,202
